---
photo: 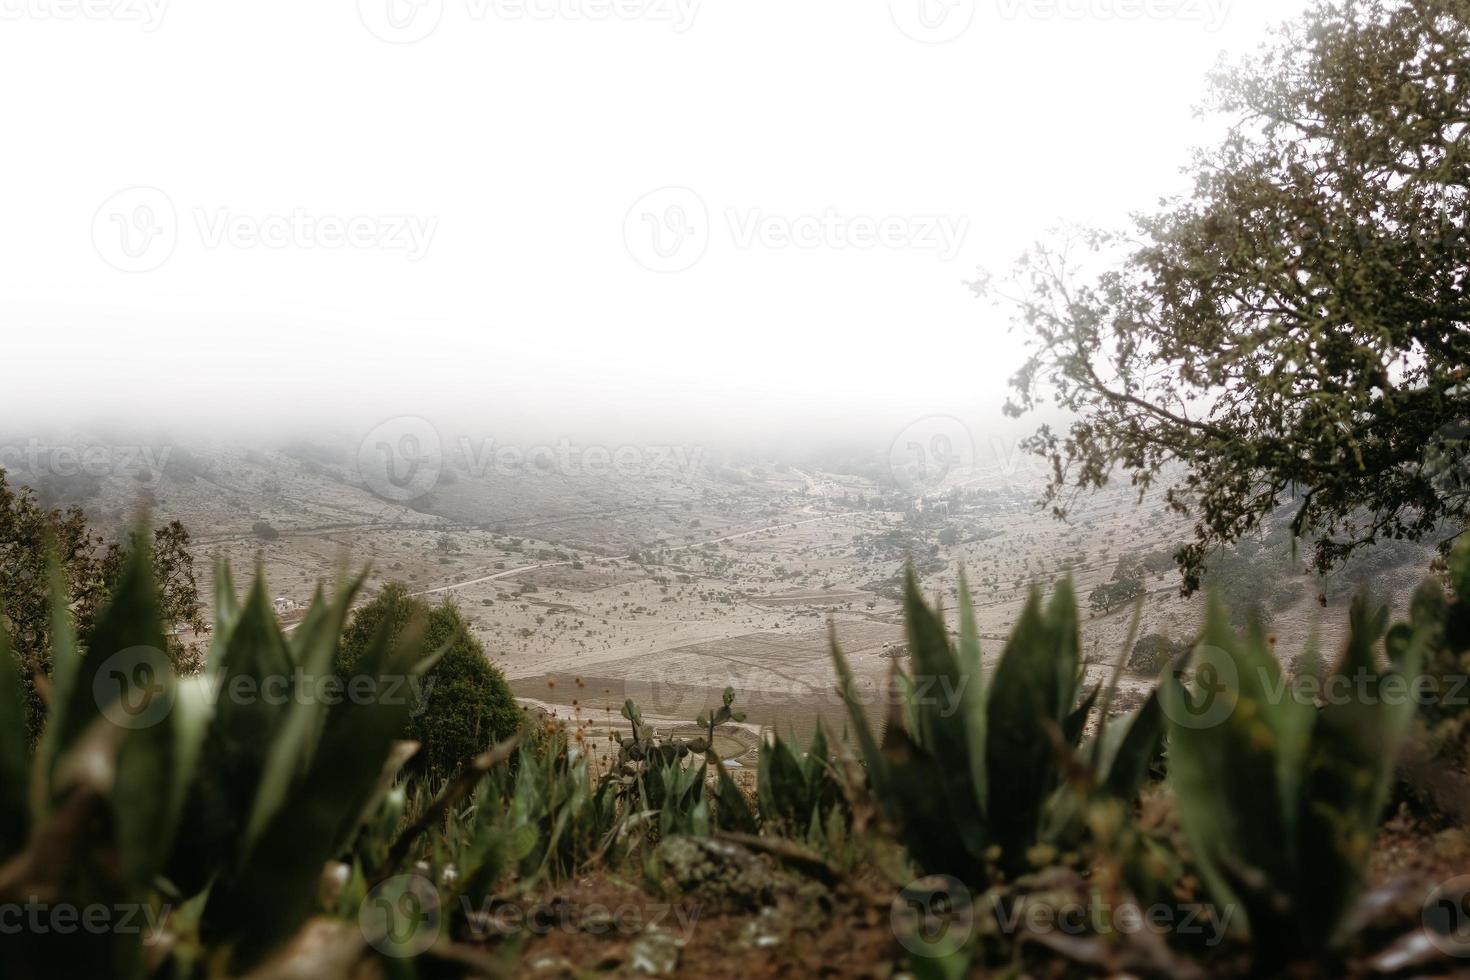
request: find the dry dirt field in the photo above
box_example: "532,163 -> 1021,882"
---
32,436 -> 1434,764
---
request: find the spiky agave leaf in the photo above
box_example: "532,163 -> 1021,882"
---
202,604 -> 434,966
901,570 -> 986,857
243,574 -> 367,851
1161,598 -> 1302,949
955,571 -> 987,822
166,575 -> 296,895
1098,687 -> 1167,802
704,756 -> 751,834
89,541 -> 182,894
829,628 -> 888,804
759,729 -> 799,813
206,559 -> 243,678
29,556 -> 79,823
1164,592 -> 1423,960
1295,596 -> 1424,950
984,583 -> 1079,863
0,624 -> 30,858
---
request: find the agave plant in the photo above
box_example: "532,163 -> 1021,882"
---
1162,592 -> 1427,965
831,569 -> 1165,885
0,539 -> 446,977
497,727 -> 619,882
757,724 -> 847,850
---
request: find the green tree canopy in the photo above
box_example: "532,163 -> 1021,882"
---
337,583 -> 522,779
987,0 -> 1470,592
0,468 -> 204,737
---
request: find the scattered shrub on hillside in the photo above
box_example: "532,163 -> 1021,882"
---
1129,631 -> 1185,674
1089,577 -> 1144,613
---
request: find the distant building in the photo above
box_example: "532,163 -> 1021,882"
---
272,596 -> 297,613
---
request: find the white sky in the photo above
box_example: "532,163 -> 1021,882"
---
0,0 -> 1313,445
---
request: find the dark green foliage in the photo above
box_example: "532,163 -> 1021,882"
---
758,724 -> 841,841
0,538 -> 439,975
338,583 -> 522,779
699,689 -> 758,834
1088,577 -> 1144,614
1395,540 -> 1470,763
0,469 -> 204,739
0,622 -> 31,857
0,519 -> 1456,977
1163,590 -> 1426,964
1129,632 -> 1185,674
832,569 -> 1165,885
1199,536 -> 1303,628
989,0 -> 1470,591
615,698 -> 710,839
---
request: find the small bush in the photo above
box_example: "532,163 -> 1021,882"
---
338,583 -> 522,779
1129,632 -> 1185,674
